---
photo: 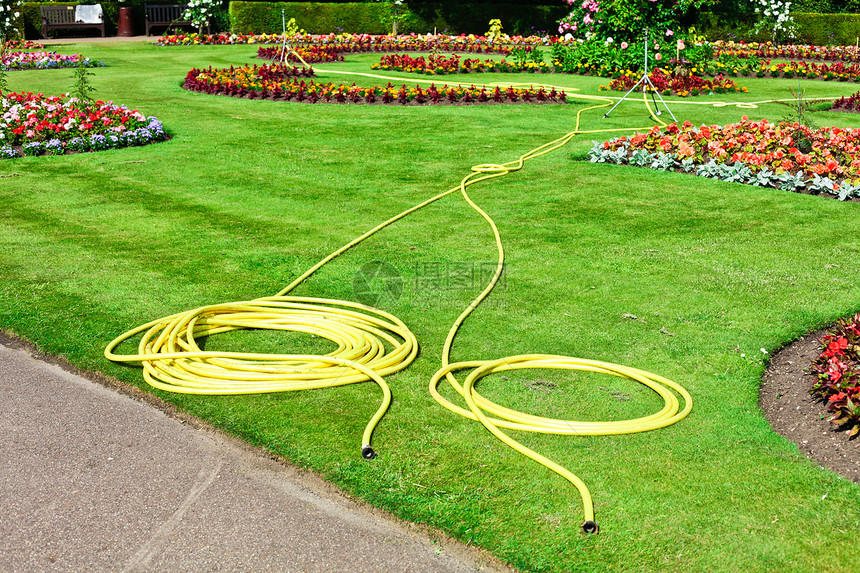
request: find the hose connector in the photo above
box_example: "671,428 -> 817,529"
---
582,521 -> 599,534
361,444 -> 377,460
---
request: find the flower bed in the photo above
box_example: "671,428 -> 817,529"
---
183,63 -> 567,105
754,60 -> 860,81
4,39 -> 45,50
601,70 -> 746,97
155,32 -> 548,54
369,53 -> 551,74
831,90 -> 860,113
0,92 -> 167,158
809,313 -> 860,438
713,41 -> 860,64
256,46 -> 344,64
589,118 -> 860,200
155,32 -> 284,45
1,51 -> 104,71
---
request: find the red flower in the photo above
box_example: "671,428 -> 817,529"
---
829,391 -> 845,402
824,336 -> 849,358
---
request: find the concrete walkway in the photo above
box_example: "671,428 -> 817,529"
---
0,341 -> 511,572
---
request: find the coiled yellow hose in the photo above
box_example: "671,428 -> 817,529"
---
106,58 -> 692,531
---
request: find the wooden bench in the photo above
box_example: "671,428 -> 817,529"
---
145,4 -> 210,36
40,5 -> 106,39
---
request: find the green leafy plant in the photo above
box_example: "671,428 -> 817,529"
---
373,0 -> 405,35
486,18 -> 504,42
71,55 -> 96,104
285,17 -> 300,36
510,46 -> 528,67
776,86 -> 819,151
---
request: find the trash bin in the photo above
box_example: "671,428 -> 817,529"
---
118,6 -> 134,37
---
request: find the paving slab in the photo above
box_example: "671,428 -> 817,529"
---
0,341 -> 512,573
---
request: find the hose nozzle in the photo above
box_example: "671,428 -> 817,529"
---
582,521 -> 599,534
361,444 -> 377,460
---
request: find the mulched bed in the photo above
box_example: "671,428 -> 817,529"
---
760,331 -> 860,483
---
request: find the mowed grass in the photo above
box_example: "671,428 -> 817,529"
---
3,42 -> 860,572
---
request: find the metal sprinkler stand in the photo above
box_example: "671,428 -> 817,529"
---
602,29 -> 677,122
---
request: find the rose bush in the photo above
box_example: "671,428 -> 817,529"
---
557,0 -> 709,45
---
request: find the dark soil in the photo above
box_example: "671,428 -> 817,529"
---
760,330 -> 860,483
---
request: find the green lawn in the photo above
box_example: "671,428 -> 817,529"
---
3,41 -> 860,572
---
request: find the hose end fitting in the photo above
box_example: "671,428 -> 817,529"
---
361,445 -> 377,460
582,521 -> 599,534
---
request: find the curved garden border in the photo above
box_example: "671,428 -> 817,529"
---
760,330 -> 860,484
182,64 -> 569,106
1,92 -> 168,159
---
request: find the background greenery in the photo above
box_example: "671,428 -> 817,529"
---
19,0 -> 860,42
2,42 -> 860,572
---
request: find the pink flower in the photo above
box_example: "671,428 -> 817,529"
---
676,39 -> 685,50
655,53 -> 661,61
666,29 -> 673,37
621,41 -> 628,49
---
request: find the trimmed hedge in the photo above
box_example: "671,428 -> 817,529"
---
793,12 -> 860,44
697,11 -> 860,45
228,2 -> 569,36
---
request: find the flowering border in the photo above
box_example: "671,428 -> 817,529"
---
601,70 -> 747,97
368,53 -> 551,75
831,90 -> 860,113
5,39 -> 44,50
809,313 -> 860,438
588,118 -> 860,201
256,45 -> 344,64
1,92 -> 168,159
182,63 -> 568,105
155,32 -> 552,52
1,51 -> 104,71
713,41 -> 860,64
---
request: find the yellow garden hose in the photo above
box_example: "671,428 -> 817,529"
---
107,55 -> 693,531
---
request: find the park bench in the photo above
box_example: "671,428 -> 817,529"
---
145,4 -> 210,36
40,5 -> 106,39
